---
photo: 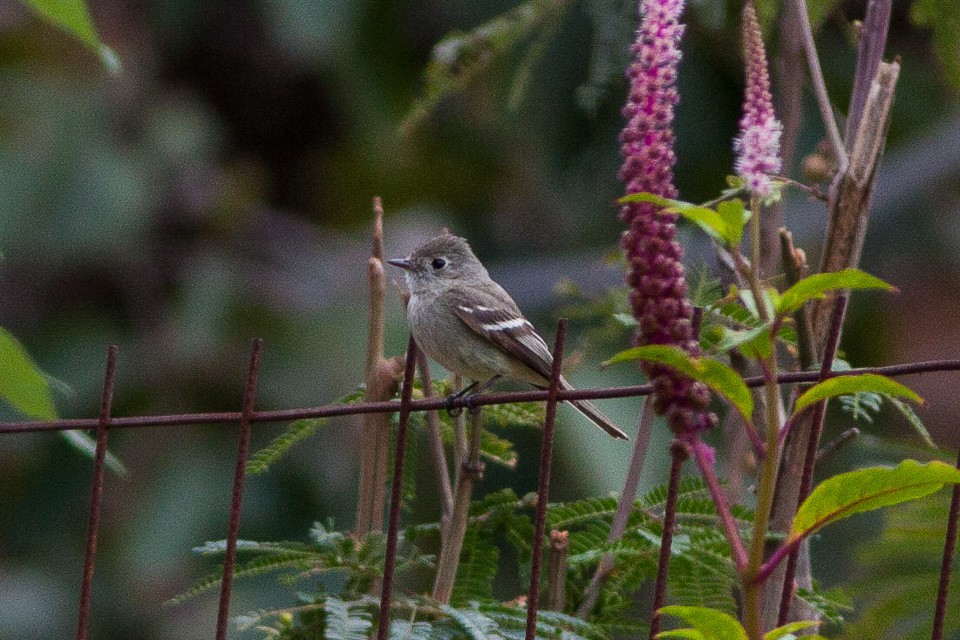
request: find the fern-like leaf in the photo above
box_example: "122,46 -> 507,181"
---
324,597 -> 373,640
167,551 -> 318,605
451,528 -> 500,606
389,619 -> 433,640
436,603 -> 504,640
479,603 -> 608,640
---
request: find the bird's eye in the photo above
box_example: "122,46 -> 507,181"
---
431,258 -> 447,270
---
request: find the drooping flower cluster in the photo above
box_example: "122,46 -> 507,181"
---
620,0 -> 715,435
733,2 -> 782,197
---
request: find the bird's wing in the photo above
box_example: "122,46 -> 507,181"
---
446,286 -> 554,380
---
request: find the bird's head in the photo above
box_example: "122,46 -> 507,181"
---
388,233 -> 489,292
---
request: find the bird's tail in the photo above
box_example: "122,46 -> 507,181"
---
559,377 -> 629,440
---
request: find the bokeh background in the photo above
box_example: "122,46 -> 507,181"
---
1,0 -> 958,638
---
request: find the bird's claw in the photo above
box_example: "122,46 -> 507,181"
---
444,394 -> 463,417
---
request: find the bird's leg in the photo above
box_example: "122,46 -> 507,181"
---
445,375 -> 502,416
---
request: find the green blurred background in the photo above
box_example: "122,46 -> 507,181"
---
1,0 -> 959,637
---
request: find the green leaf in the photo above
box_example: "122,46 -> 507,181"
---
793,374 -> 922,417
765,621 -> 821,640
604,345 -> 753,421
713,323 -> 772,358
789,460 -> 960,543
20,0 -> 120,71
912,0 -> 960,87
620,193 -> 730,245
715,199 -> 750,247
658,631 -> 707,639
451,528 -> 500,606
657,605 -> 748,640
61,430 -> 127,476
0,327 -> 57,420
887,396 -> 937,449
776,269 -> 895,316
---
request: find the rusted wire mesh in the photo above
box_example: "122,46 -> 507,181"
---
2,335 -> 960,639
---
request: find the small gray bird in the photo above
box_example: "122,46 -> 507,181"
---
388,233 -> 629,440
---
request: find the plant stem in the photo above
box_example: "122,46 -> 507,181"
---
689,439 -> 749,572
789,0 -> 847,170
740,194 -> 786,639
416,352 -> 454,523
546,530 -> 569,611
744,343 -> 782,640
576,397 -> 655,618
431,409 -> 484,604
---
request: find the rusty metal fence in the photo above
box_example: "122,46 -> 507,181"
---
3,333 -> 960,640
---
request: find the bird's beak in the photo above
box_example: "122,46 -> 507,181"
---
387,257 -> 413,270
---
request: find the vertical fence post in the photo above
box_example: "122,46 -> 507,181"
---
215,339 -> 263,640
76,345 -> 118,640
647,440 -> 688,638
376,336 -> 419,640
932,448 -> 960,640
525,319 -> 567,640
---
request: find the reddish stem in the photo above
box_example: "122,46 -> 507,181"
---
689,438 -> 749,573
777,295 -> 847,624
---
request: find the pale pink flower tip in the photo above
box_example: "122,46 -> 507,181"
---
734,2 -> 782,197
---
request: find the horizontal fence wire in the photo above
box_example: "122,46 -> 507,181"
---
3,359 -> 960,435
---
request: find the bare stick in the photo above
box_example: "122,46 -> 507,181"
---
845,0 -> 892,149
431,408 -> 485,604
376,336 -> 419,640
815,427 -> 860,465
357,198 -> 403,536
812,62 -> 900,341
417,352 -> 454,523
576,397 -> 655,617
546,530 -> 569,611
789,0 -> 847,169
525,319 -> 568,640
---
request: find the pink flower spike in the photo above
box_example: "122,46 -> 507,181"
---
734,2 -> 782,197
620,0 -> 717,436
